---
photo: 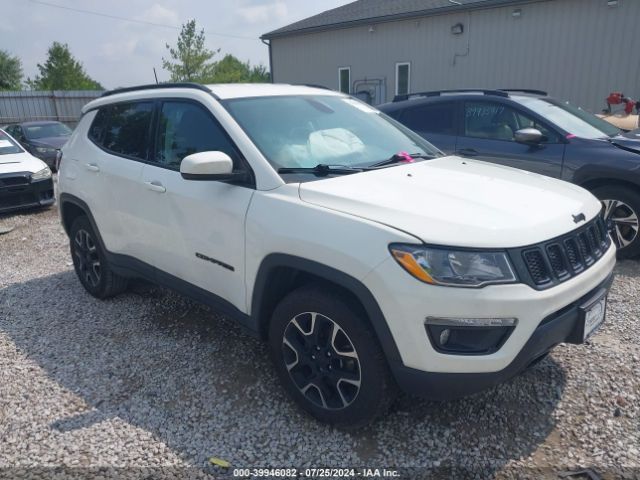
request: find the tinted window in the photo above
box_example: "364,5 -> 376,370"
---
88,108 -> 109,145
95,102 -> 154,160
154,101 -> 237,170
464,101 -> 559,143
401,102 -> 456,135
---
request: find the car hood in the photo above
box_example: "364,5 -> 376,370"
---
0,151 -> 48,174
298,157 -> 602,248
29,136 -> 68,149
610,135 -> 640,155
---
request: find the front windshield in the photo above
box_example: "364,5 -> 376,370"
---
223,95 -> 441,171
0,130 -> 23,155
516,97 -> 620,139
24,122 -> 72,139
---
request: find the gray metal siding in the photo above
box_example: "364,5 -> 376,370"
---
0,91 -> 103,127
271,0 -> 640,112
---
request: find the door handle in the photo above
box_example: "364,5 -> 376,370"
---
457,148 -> 478,157
85,163 -> 100,172
145,181 -> 166,193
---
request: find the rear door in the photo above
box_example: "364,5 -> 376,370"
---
456,99 -> 565,178
397,101 -> 458,154
86,101 -> 155,255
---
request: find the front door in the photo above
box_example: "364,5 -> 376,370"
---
456,100 -> 565,178
139,99 -> 254,311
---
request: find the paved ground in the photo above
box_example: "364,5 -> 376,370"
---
0,206 -> 638,479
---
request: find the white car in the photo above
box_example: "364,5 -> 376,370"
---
57,84 -> 616,427
0,128 -> 54,214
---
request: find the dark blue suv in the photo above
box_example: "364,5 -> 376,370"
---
379,89 -> 640,258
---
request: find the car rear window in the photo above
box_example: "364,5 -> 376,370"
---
0,130 -> 23,155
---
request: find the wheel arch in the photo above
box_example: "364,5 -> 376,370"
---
251,254 -> 403,366
59,193 -> 108,251
579,177 -> 640,194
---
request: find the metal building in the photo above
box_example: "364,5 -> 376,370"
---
261,0 -> 640,111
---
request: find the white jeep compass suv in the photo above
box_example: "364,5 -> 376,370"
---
58,83 -> 616,427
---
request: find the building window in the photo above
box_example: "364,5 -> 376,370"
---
338,67 -> 350,94
395,62 -> 411,96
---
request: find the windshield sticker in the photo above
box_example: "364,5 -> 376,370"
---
466,105 -> 505,118
342,98 -> 377,113
0,140 -> 13,148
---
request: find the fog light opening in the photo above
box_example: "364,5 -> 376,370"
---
425,317 -> 517,355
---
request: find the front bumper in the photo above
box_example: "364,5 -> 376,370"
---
0,172 -> 54,214
391,271 -> 614,400
364,241 -> 616,396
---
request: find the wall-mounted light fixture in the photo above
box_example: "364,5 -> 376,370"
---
607,0 -> 619,6
451,23 -> 464,35
512,8 -> 522,17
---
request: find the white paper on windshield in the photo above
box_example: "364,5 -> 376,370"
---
0,140 -> 13,148
308,128 -> 365,160
342,98 -> 377,113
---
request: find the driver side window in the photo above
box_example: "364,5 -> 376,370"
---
154,101 -> 237,170
464,101 -> 559,143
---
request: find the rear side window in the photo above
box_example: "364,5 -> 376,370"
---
153,101 -> 237,170
89,102 -> 154,160
401,102 -> 456,135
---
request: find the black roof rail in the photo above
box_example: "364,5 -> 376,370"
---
100,82 -> 212,98
499,89 -> 548,96
393,89 -> 509,102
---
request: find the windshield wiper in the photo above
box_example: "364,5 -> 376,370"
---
367,152 -> 436,169
277,164 -> 364,176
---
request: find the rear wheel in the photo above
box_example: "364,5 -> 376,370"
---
69,216 -> 128,298
592,185 -> 640,258
268,285 -> 395,427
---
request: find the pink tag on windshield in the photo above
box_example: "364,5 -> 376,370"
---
397,151 -> 415,163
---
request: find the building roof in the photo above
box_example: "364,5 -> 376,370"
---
262,0 -> 527,39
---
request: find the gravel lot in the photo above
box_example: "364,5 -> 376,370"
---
0,205 -> 638,479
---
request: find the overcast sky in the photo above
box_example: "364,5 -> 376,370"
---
1,0 -> 352,89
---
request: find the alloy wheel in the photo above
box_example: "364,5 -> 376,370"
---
73,229 -> 101,288
602,199 -> 639,249
282,312 -> 361,410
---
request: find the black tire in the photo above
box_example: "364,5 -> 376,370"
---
268,285 -> 396,428
69,216 -> 128,298
592,185 -> 640,259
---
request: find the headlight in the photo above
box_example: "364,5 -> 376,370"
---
389,244 -> 517,287
31,166 -> 52,181
35,147 -> 57,154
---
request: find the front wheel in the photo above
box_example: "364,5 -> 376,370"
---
268,285 -> 395,428
592,185 -> 640,258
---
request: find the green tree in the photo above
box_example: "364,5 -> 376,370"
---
27,42 -> 102,90
248,63 -> 270,83
0,50 -> 23,90
206,54 -> 270,83
163,19 -> 218,82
